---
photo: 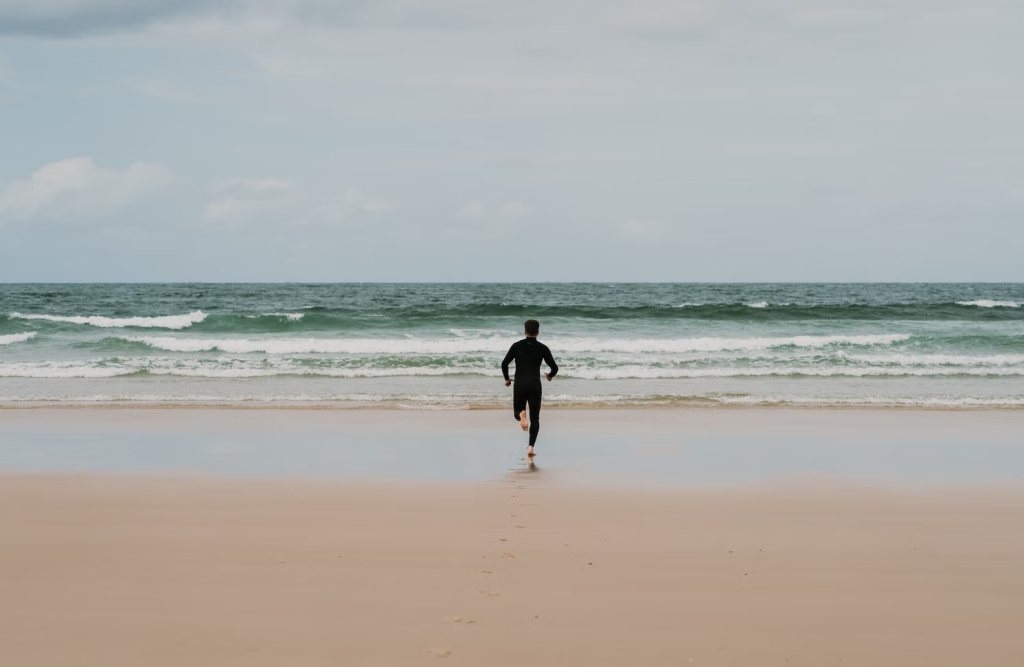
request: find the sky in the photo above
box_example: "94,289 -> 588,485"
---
0,0 -> 1022,282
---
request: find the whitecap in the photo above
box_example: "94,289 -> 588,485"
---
747,302 -> 768,308
123,333 -> 911,355
3,358 -> 1021,380
956,300 -> 1020,308
10,311 -> 207,329
0,332 -> 36,345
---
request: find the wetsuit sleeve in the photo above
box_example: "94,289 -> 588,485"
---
543,344 -> 558,378
501,344 -> 516,381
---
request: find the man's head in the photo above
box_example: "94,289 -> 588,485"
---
524,319 -> 540,337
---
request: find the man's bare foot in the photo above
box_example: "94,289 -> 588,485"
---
527,445 -> 535,457
519,410 -> 529,431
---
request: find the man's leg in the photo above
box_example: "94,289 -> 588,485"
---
527,385 -> 542,450
513,385 -> 528,431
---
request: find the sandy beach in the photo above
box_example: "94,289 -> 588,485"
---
1,408 -> 1023,665
3,473 -> 1024,666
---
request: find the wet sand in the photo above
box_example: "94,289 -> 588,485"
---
2,408 -> 1024,665
2,474 -> 1024,666
2,408 -> 1023,484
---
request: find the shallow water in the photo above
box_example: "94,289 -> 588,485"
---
2,409 -> 1021,485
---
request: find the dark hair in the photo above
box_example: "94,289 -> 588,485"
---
524,319 -> 540,336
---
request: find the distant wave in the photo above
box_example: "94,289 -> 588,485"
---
12,303 -> 1022,334
0,332 -> 36,345
123,333 -> 911,355
10,311 -> 207,329
287,301 -> 1024,321
244,313 -> 304,321
956,300 -> 1020,308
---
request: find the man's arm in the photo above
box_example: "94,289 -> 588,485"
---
543,344 -> 558,379
501,343 -> 516,382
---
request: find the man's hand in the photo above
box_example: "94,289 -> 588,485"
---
545,373 -> 552,381
505,379 -> 512,387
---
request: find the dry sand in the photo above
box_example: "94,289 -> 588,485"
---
3,473 -> 1023,666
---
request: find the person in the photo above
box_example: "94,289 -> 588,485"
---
501,319 -> 558,457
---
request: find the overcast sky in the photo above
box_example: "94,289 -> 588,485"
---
0,0 -> 1021,282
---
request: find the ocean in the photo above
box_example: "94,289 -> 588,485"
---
1,283 -> 1022,408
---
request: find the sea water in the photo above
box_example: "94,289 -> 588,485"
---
1,283 -> 1022,408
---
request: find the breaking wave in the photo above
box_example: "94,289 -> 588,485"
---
10,311 -> 207,329
0,332 -> 36,345
956,300 -> 1020,308
124,333 -> 912,355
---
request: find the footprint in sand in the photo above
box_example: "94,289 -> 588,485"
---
500,552 -> 516,558
447,616 -> 477,624
514,525 -> 526,529
480,570 -> 492,574
479,589 -> 501,597
426,648 -> 452,658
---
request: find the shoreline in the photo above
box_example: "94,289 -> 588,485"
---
2,401 -> 1023,411
3,407 -> 1023,485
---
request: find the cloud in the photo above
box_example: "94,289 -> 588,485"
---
323,186 -> 392,213
0,0 -> 967,40
204,179 -> 392,226
204,178 -> 294,222
457,200 -> 530,220
458,201 -> 485,219
0,0 -> 218,37
0,158 -> 170,223
619,219 -> 662,238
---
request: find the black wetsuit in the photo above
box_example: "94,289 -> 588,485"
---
501,338 -> 558,449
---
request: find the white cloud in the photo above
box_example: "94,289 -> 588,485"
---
204,179 -> 392,226
458,201 -> 485,219
0,158 -> 170,223
0,0 -> 214,36
204,178 -> 294,222
457,200 -> 530,220
311,187 -> 394,225
620,219 -> 661,238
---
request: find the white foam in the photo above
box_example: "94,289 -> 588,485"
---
244,313 -> 304,320
0,332 -> 36,345
956,300 -> 1020,308
747,302 -> 768,308
124,333 -> 911,355
843,353 -> 1024,366
10,311 -> 207,329
713,394 -> 1024,407
5,356 -> 1022,380
2,391 -> 1022,409
0,362 -> 135,378
559,366 -> 1024,380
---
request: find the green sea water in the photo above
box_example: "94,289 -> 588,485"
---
1,283 -> 1022,407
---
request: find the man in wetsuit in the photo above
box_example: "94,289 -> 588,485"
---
501,319 -> 558,457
